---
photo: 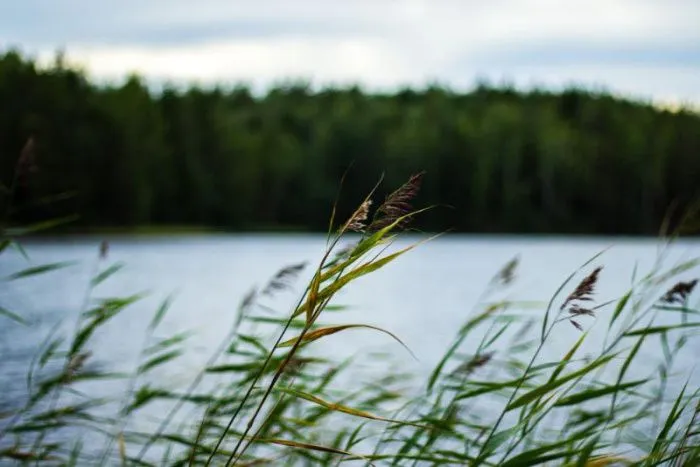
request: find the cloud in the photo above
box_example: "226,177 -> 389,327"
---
2,0 -> 699,104
35,38 -> 413,90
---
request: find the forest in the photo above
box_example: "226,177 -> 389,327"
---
1,49 -> 699,235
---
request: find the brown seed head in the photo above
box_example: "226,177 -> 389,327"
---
345,199 -> 372,233
369,171 -> 425,231
568,305 -> 596,317
561,266 -> 602,310
660,279 -> 698,304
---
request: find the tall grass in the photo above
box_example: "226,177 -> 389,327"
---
1,162 -> 700,465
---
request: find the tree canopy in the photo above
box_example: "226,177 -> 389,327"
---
1,50 -> 699,235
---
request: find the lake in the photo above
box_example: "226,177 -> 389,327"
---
1,234 -> 699,462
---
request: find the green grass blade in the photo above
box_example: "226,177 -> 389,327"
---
554,379 -> 649,407
610,290 -> 633,326
623,322 -> 700,336
506,354 -> 618,411
574,435 -> 600,467
252,437 -> 374,464
0,305 -> 27,324
6,261 -> 75,280
149,294 -> 175,330
90,262 -> 125,287
137,349 -> 183,375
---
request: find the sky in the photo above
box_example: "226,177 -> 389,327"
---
1,0 -> 699,106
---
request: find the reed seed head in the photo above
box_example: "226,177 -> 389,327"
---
453,352 -> 494,377
281,357 -> 318,376
495,256 -> 519,287
568,304 -> 595,317
660,279 -> 697,304
345,199 -> 372,233
262,262 -> 307,296
369,171 -> 425,231
63,351 -> 92,384
561,266 -> 602,310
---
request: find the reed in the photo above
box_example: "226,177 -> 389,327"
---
1,162 -> 699,466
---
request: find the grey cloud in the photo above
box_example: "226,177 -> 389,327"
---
463,43 -> 700,69
3,19 -> 378,48
3,0 -> 699,50
1,0 -> 699,103
0,0 -> 392,47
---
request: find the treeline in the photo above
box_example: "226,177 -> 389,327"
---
1,50 -> 699,235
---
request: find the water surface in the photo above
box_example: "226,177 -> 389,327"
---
1,234 -> 699,457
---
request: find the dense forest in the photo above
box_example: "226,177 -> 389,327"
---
1,50 -> 699,235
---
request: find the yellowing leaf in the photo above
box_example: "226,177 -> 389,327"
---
294,236 -> 436,319
251,437 -> 373,464
585,455 -> 632,466
279,324 -> 416,359
279,388 -> 426,428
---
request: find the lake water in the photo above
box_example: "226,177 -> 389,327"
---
1,234 -> 699,461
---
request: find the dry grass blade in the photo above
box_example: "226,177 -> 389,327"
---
304,272 -> 321,326
279,388 -> 428,428
0,448 -> 56,462
278,324 -> 417,360
250,437 -> 375,465
583,455 -> 634,466
118,432 -> 126,466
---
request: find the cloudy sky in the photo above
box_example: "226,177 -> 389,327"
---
1,0 -> 698,105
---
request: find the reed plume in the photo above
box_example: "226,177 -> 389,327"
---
262,262 -> 307,295
660,279 -> 697,304
369,171 -> 425,231
344,200 -> 372,233
63,351 -> 91,384
561,266 -> 602,310
453,352 -> 494,377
